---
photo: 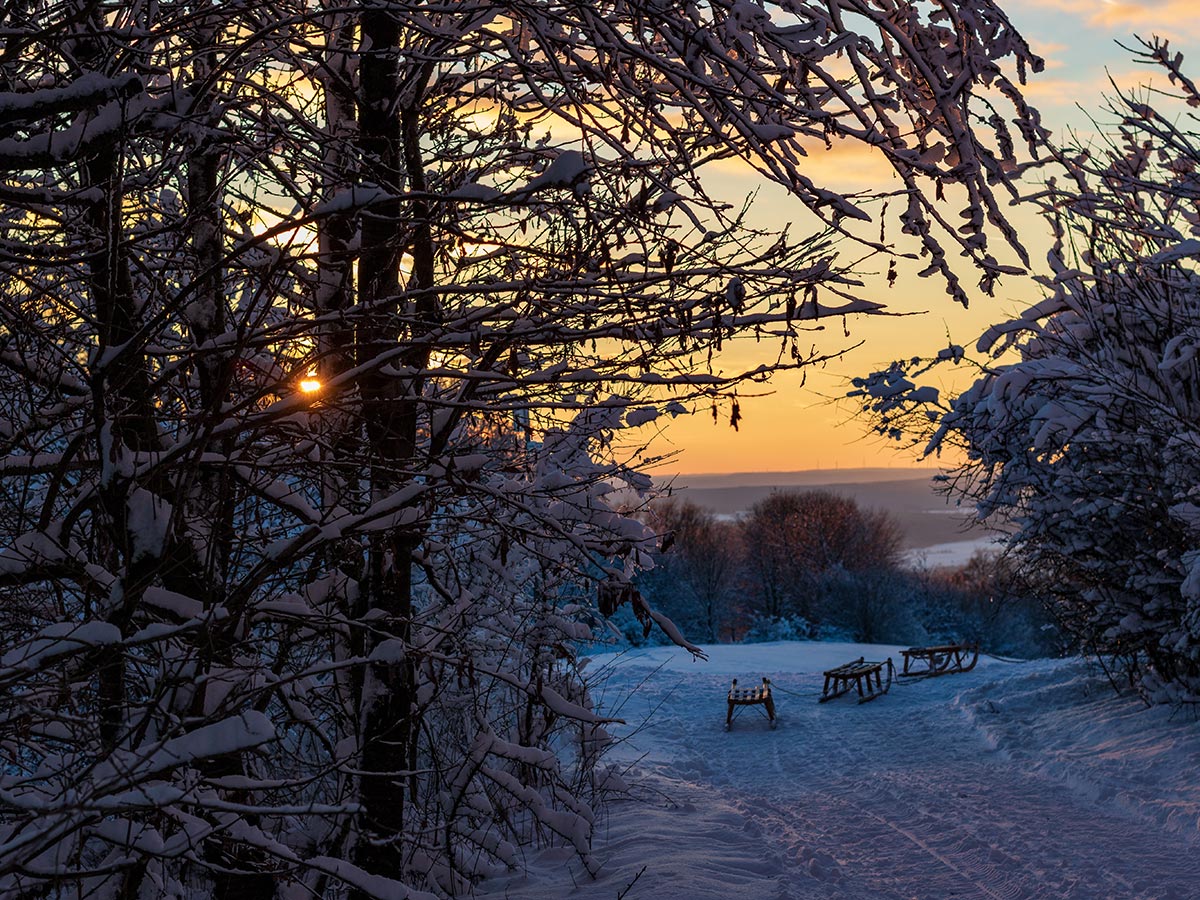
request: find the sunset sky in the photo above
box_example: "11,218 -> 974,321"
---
656,0 -> 1198,475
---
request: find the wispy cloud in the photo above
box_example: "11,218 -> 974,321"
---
704,137 -> 900,194
1012,0 -> 1200,40
1031,41 -> 1070,70
1021,76 -> 1088,103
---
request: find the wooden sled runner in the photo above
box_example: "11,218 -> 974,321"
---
819,657 -> 893,704
726,677 -> 777,730
899,642 -> 978,678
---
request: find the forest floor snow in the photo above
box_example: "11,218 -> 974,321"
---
481,642 -> 1200,900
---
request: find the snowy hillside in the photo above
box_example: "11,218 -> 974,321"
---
483,643 -> 1200,899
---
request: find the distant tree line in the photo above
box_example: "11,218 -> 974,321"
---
623,491 -> 1060,658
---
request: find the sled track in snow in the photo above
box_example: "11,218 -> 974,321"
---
715,775 -> 1032,900
479,648 -> 1200,900
592,653 -> 1200,900
684,724 -> 1032,900
835,785 -> 1030,900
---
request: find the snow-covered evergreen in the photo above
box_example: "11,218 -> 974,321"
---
853,38 -> 1200,704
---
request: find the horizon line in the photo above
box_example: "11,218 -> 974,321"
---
654,464 -> 945,479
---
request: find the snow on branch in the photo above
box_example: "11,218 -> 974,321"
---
0,1 -> 1048,894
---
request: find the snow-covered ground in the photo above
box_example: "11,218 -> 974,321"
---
482,642 -> 1200,900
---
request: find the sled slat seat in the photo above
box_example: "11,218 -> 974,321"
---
899,642 -> 979,677
819,657 -> 892,704
726,677 -> 776,730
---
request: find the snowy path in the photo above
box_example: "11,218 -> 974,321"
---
482,643 -> 1200,900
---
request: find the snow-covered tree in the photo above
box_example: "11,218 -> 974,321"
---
852,37 -> 1200,703
640,499 -> 744,642
0,0 -> 1041,895
741,489 -> 903,622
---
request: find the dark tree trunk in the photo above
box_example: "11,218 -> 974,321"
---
353,8 -> 423,887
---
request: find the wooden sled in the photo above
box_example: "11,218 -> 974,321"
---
899,642 -> 979,678
819,657 -> 893,704
726,677 -> 777,730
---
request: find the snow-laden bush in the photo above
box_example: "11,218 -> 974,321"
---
912,553 -> 1063,659
817,567 -> 929,646
742,614 -> 817,643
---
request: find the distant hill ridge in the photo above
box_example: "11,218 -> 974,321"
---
655,467 -> 984,552
658,467 -> 945,490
